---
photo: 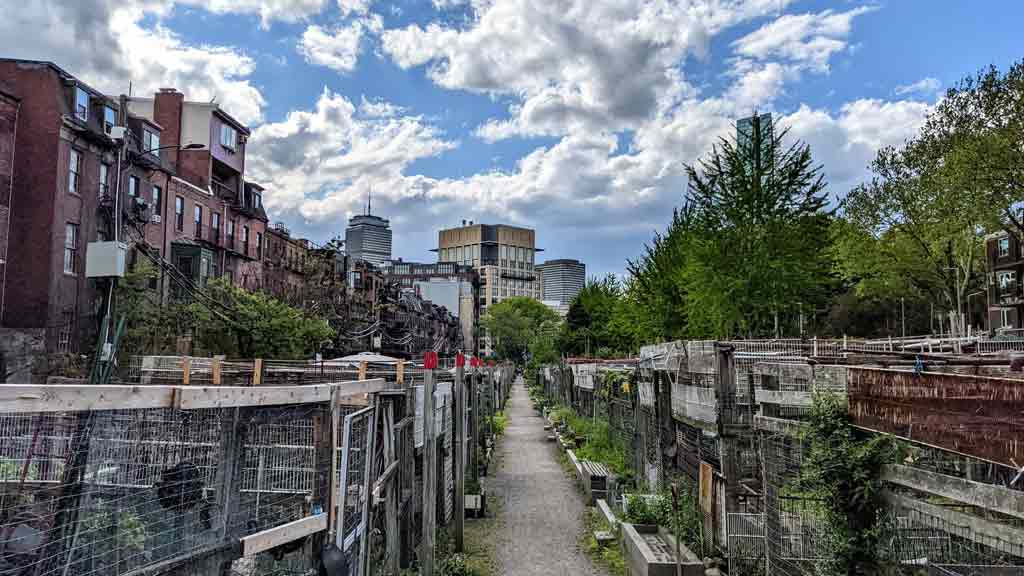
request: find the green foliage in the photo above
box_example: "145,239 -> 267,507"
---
481,297 -> 561,363
583,508 -> 626,576
682,114 -> 835,338
191,278 -> 335,359
623,486 -> 703,554
798,392 -> 902,575
551,406 -> 630,477
116,258 -> 191,361
561,276 -> 643,358
488,412 -> 508,437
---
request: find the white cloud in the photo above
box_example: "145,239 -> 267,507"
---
0,0 -> 266,125
895,76 -> 941,96
337,0 -> 373,17
298,15 -> 381,73
174,0 -> 328,27
732,6 -> 875,72
247,89 -> 457,219
382,0 -> 796,140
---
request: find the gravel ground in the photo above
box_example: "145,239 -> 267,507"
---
489,379 -> 606,576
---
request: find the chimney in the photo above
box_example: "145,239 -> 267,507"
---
153,88 -> 184,171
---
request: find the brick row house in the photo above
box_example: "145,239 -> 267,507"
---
0,59 -> 465,366
0,59 -> 271,356
985,231 -> 1023,332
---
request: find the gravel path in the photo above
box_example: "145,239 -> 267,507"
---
490,378 -> 606,576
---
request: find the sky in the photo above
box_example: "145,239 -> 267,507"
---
2,0 -> 1022,278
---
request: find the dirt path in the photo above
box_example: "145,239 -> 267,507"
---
489,378 -> 606,575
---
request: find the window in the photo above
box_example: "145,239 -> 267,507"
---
194,205 -> 203,232
99,163 -> 110,196
212,212 -> 220,233
253,190 -> 262,209
68,149 -> 81,194
220,124 -> 238,150
152,185 -> 162,215
227,219 -> 235,237
63,223 -> 79,274
104,106 -> 116,134
143,130 -> 160,154
257,232 -> 263,259
1002,308 -> 1012,329
999,237 -> 1010,258
128,175 -> 139,197
75,87 -> 89,122
175,196 -> 184,231
242,225 -> 249,242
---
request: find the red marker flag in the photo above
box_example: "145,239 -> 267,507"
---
424,351 -> 438,369
456,353 -> 465,367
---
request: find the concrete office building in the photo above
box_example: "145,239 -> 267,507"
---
536,259 -> 585,307
345,213 -> 391,267
435,222 -> 541,354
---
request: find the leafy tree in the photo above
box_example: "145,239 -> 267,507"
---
682,114 -> 835,338
480,296 -> 560,363
918,61 -> 1024,238
838,141 -> 985,333
115,258 -> 193,362
560,275 -> 643,357
192,278 -> 335,359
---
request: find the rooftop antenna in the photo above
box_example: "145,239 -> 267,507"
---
366,185 -> 372,215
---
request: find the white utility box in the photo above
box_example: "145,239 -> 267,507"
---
85,241 -> 128,278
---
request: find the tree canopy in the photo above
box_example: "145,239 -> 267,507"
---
480,296 -> 561,362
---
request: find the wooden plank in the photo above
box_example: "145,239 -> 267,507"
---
358,361 -> 367,381
253,358 -> 263,385
211,358 -> 222,386
883,490 -> 1024,557
0,384 -> 177,413
421,367 -> 437,576
181,357 -> 191,385
882,464 -> 1024,521
328,387 -> 341,539
240,513 -> 327,557
176,379 -> 388,410
396,361 -> 404,385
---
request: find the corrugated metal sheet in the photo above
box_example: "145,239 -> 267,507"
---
848,367 -> 1024,468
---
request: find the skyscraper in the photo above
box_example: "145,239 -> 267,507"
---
736,113 -> 773,170
536,259 -> 585,306
435,222 -> 541,354
345,214 -> 392,266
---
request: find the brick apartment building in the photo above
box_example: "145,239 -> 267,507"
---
986,230 -> 1022,331
0,59 -> 177,354
0,59 -> 270,356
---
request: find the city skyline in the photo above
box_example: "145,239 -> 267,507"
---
3,2 -> 1022,277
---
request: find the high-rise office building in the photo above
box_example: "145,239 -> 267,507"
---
737,113 -> 773,168
435,222 -> 541,354
537,259 -> 585,306
345,214 -> 392,266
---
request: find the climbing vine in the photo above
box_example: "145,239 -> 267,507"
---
797,392 -> 902,576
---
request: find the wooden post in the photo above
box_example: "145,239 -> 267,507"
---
327,387 -> 341,541
396,360 -> 404,385
715,344 -> 740,516
253,358 -> 263,386
358,361 -> 368,382
421,359 -> 438,576
211,357 -> 222,386
469,368 -> 480,485
358,394 -> 379,576
181,357 -> 191,385
454,356 -> 466,552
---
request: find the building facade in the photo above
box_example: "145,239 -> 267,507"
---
382,259 -> 479,353
345,214 -> 391,267
435,222 -> 541,354
0,60 -> 175,355
129,89 -> 268,294
986,231 -> 1021,332
536,258 -> 585,306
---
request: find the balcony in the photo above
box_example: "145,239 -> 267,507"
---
212,179 -> 237,200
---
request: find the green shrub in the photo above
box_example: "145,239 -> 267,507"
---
438,553 -> 480,576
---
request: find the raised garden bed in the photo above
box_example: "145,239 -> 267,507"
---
620,523 -> 703,576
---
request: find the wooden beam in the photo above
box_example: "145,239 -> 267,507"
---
0,385 -> 177,413
175,379 -> 387,410
882,464 -> 1024,521
883,490 -> 1024,557
396,361 -> 404,385
253,358 -> 263,385
181,357 -> 191,385
358,361 -> 367,381
211,358 -> 222,386
240,513 -> 327,557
